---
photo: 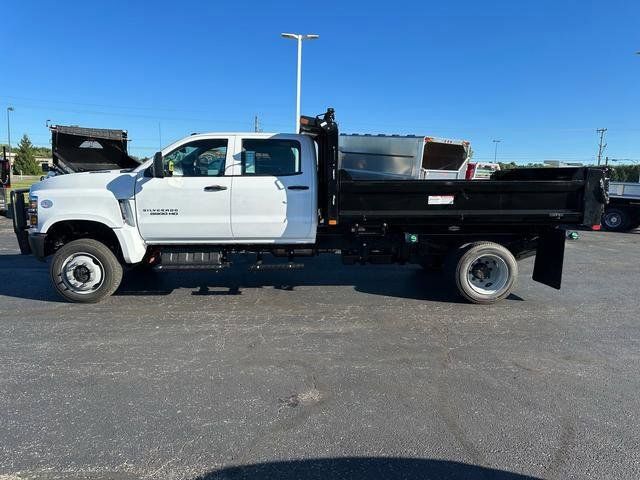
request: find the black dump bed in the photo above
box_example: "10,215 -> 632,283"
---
300,109 -> 607,232
339,167 -> 607,228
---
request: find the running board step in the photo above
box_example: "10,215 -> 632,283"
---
249,263 -> 304,271
153,264 -> 230,271
155,249 -> 227,270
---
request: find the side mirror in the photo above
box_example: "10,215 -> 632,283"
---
152,152 -> 165,178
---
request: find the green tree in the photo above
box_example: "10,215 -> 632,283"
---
13,134 -> 41,175
610,164 -> 640,182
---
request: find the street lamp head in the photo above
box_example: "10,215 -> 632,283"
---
281,33 -> 319,41
7,106 -> 14,112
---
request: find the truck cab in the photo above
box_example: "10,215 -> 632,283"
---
135,133 -> 318,244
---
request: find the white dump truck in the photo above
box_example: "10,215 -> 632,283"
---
11,109 -> 608,305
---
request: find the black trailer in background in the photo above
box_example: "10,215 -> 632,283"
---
50,125 -> 140,173
602,182 -> 640,232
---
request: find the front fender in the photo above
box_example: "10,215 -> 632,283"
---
40,212 -> 121,233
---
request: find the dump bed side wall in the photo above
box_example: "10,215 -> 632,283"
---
337,167 -> 605,228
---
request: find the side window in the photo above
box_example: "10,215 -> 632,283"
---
163,139 -> 228,177
241,139 -> 301,176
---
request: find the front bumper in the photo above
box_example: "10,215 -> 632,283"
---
28,233 -> 47,261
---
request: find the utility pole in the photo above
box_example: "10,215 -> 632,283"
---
596,128 -> 607,166
6,106 -> 14,167
158,122 -> 162,150
492,139 -> 501,162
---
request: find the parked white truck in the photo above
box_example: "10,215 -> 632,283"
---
12,109 -> 608,304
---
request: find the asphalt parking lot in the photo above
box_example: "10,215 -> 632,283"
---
0,216 -> 639,480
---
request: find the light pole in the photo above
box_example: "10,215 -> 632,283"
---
492,139 -> 501,162
6,106 -> 14,168
281,32 -> 319,133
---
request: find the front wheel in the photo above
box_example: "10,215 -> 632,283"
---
447,242 -> 518,304
50,239 -> 123,303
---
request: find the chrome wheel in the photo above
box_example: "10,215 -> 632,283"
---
60,252 -> 105,294
467,254 -> 509,296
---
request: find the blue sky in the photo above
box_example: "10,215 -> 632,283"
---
2,0 -> 639,163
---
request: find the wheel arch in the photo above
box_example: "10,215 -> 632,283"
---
43,219 -> 124,260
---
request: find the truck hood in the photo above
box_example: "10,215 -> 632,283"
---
31,170 -> 138,200
51,125 -> 140,173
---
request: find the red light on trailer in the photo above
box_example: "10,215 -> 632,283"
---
425,137 -> 432,143
592,224 -> 601,231
465,163 -> 477,180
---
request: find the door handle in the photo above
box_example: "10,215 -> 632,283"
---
204,185 -> 228,192
287,185 -> 309,190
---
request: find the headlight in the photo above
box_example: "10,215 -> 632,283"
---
28,196 -> 38,227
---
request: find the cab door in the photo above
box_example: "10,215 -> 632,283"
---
135,136 -> 234,242
230,135 -> 316,243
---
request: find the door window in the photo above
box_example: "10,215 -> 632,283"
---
241,139 -> 301,175
163,139 -> 228,177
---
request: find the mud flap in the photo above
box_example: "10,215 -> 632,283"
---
532,229 -> 566,290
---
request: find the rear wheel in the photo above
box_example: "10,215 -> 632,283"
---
602,208 -> 630,232
447,242 -> 518,304
50,239 -> 123,303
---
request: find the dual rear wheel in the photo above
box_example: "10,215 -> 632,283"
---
444,242 -> 518,304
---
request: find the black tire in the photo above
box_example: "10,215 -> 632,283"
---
50,239 -> 123,303
602,208 -> 630,232
446,241 -> 518,305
